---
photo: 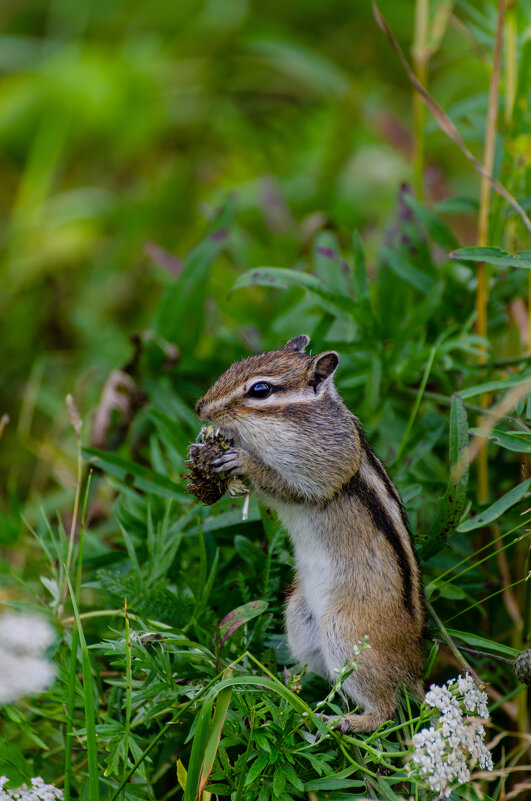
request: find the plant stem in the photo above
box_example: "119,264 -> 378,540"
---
476,0 -> 505,504
122,600 -> 132,801
426,600 -> 482,685
432,638 -> 514,664
413,0 -> 429,200
504,2 -> 517,127
504,0 -> 530,738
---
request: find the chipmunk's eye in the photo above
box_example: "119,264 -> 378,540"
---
248,381 -> 272,399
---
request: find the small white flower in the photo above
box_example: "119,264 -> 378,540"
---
455,673 -> 490,718
0,613 -> 56,704
0,613 -> 55,655
0,776 -> 63,800
408,673 -> 493,796
0,653 -> 55,705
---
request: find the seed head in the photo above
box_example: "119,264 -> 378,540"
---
514,649 -> 531,685
185,427 -> 234,505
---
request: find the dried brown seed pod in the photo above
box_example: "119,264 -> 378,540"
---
185,427 -> 234,505
513,648 -> 531,685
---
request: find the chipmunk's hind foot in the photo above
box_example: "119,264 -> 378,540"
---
336,711 -> 392,733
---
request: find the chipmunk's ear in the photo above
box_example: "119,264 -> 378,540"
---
308,351 -> 339,392
282,335 -> 310,353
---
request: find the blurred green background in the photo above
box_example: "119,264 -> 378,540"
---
0,0 -> 519,509
1,3 -> 531,796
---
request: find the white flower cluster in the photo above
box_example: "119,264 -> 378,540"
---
409,673 -> 493,796
0,612 -> 56,704
0,776 -> 63,800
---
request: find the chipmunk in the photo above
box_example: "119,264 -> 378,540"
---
194,335 -> 425,732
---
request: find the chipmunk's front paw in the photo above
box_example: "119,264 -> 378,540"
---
211,447 -> 245,476
187,443 -> 204,460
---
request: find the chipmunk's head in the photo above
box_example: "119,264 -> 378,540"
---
195,335 -> 340,438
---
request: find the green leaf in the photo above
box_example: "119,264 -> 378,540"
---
216,600 -> 269,648
314,231 -> 351,296
457,478 -> 531,532
244,752 -> 269,786
234,534 -> 267,569
438,583 -> 466,600
305,777 -> 365,790
390,282 -> 444,361
0,740 -> 33,788
403,194 -> 459,252
420,395 -> 469,560
382,247 -> 434,293
458,375 -> 531,399
363,353 -> 382,413
352,231 -> 370,304
198,680 -> 233,797
183,697 -> 215,801
272,764 -> 286,796
352,231 -> 379,339
83,447 -> 186,501
285,764 -> 304,792
450,246 -> 531,269
156,198 -> 234,351
97,570 -> 192,628
435,196 -> 479,215
247,34 -> 349,97
232,266 -> 354,319
200,502 -> 261,532
202,674 -> 308,716
149,409 -> 190,457
253,730 -> 272,753
446,628 -> 519,657
468,427 -> 531,453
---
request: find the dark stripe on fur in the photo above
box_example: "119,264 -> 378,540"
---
345,470 -> 414,615
353,421 -> 426,622
354,422 -> 411,534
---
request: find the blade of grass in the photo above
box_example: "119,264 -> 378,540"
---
64,472 -> 91,801
445,576 -> 528,624
60,395 -> 83,615
63,630 -> 79,801
65,575 -> 100,801
122,600 -> 132,800
431,530 -> 527,596
198,678 -> 232,797
427,515 -> 530,586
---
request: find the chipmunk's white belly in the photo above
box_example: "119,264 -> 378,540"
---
268,499 -> 332,623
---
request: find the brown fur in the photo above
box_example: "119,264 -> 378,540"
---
196,335 -> 425,732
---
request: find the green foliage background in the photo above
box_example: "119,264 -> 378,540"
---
0,1 -> 530,799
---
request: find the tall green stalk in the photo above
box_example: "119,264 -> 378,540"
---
476,0 -> 506,505
413,0 -> 429,200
